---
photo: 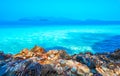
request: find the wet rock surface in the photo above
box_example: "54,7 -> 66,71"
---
0,46 -> 120,76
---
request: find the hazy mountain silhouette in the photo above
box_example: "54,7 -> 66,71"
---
0,17 -> 120,26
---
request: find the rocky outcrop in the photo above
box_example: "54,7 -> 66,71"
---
0,46 -> 120,76
0,46 -> 92,76
72,50 -> 120,76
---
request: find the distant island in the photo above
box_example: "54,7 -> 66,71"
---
0,17 -> 120,26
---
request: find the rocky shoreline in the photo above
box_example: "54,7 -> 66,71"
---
0,46 -> 120,76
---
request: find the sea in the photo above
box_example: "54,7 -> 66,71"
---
0,25 -> 120,55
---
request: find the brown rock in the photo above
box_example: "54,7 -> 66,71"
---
31,45 -> 45,54
20,48 -> 29,54
96,65 -> 120,76
14,48 -> 29,59
25,51 -> 34,58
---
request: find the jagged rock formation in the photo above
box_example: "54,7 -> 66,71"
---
0,46 -> 120,76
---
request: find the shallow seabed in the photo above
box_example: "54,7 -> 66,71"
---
0,25 -> 120,55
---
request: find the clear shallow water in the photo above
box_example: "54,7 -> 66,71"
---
0,25 -> 120,55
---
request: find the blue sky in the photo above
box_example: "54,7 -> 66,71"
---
0,0 -> 120,21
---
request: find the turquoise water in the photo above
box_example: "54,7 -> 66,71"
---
0,25 -> 120,55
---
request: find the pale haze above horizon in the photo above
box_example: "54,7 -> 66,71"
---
0,0 -> 120,21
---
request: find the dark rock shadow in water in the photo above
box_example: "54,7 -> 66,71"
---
92,35 -> 120,53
